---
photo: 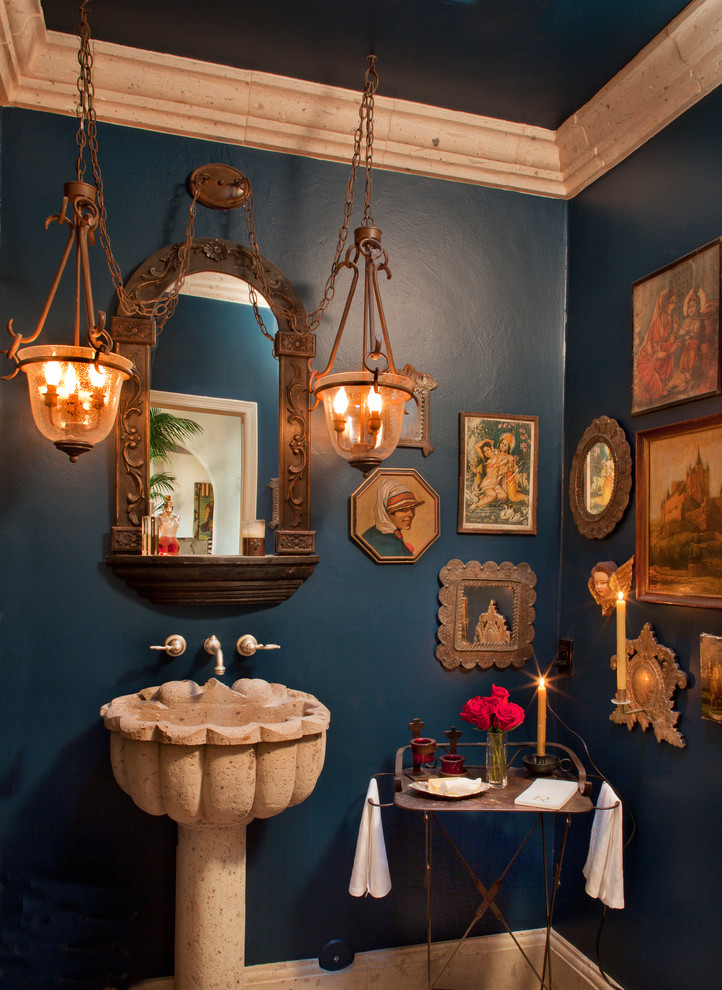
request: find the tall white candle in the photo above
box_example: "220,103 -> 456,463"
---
537,676 -> 547,756
616,592 -> 627,692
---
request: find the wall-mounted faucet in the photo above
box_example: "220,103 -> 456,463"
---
149,634 -> 187,657
204,635 -> 225,675
236,635 -> 281,657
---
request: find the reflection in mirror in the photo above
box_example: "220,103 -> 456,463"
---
150,272 -> 278,555
569,416 -> 632,540
150,389 -> 258,555
460,585 -> 514,647
584,440 -> 615,516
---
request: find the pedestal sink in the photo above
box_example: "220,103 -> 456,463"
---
101,677 -> 330,990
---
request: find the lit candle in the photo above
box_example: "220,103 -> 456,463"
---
536,676 -> 547,757
616,591 -> 627,693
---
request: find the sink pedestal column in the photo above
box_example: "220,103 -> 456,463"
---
175,823 -> 247,990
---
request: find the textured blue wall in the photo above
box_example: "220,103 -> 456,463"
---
0,108 -> 566,981
558,87 -> 722,990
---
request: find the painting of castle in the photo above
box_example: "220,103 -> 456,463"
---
659,448 -> 722,532
642,415 -> 722,605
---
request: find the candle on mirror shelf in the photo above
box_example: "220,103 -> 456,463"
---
616,591 -> 627,693
536,676 -> 547,757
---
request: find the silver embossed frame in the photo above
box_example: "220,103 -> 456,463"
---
436,559 -> 537,670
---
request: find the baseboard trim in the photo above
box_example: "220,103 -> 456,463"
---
131,928 -> 620,990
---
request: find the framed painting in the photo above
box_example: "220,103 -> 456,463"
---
458,412 -> 538,535
636,413 -> 722,607
193,482 -> 214,542
700,634 -> 722,723
350,468 -> 440,564
631,238 -> 721,415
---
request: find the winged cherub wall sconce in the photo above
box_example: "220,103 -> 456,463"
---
588,556 -> 634,616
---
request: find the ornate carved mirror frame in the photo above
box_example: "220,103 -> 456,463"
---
569,415 -> 632,539
436,559 -> 537,670
105,237 -> 319,605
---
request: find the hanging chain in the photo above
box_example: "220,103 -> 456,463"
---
244,54 -> 380,341
74,0 -> 200,334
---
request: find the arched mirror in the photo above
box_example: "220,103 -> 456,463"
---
105,237 -> 319,605
569,415 -> 632,539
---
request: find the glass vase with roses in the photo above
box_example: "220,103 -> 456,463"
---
460,685 -> 525,788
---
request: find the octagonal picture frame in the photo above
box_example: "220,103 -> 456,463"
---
350,468 -> 440,564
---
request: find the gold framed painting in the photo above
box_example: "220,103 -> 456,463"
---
636,413 -> 722,607
350,468 -> 440,564
458,412 -> 538,535
631,239 -> 721,415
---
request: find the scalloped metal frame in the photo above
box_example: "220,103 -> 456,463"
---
569,415 -> 632,539
436,559 -> 537,670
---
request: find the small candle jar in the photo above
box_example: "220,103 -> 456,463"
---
440,753 -> 466,776
242,519 -> 266,556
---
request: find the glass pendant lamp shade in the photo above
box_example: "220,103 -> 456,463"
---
16,345 -> 133,461
314,370 -> 414,476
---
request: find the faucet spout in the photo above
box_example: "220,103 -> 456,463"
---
203,635 -> 225,675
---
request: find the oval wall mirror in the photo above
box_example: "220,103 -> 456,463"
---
105,237 -> 319,605
569,415 -> 632,539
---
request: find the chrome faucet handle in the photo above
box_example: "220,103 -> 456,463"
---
149,634 -> 187,657
236,635 -> 281,657
204,635 -> 225,675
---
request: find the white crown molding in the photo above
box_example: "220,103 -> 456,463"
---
1,0 -> 721,200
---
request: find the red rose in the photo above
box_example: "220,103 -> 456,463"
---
461,685 -> 525,733
460,695 -> 493,731
493,699 -> 525,731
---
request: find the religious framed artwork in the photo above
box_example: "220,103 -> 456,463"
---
435,559 -> 537,670
700,633 -> 722,723
350,468 -> 440,564
631,238 -> 721,416
458,412 -> 538,535
635,413 -> 722,608
569,416 -> 632,539
397,364 -> 438,456
193,482 -> 214,542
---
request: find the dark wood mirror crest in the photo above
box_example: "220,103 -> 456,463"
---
105,237 -> 319,605
569,415 -> 632,539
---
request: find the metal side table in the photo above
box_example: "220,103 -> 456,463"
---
393,741 -> 593,990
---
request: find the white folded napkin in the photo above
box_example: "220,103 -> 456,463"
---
583,782 -> 624,909
427,777 -> 483,796
349,779 -> 392,898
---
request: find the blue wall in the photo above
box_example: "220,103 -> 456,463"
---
0,109 -> 567,982
558,88 -> 722,990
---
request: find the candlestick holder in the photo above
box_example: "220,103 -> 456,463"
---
522,752 -> 561,776
609,623 -> 688,747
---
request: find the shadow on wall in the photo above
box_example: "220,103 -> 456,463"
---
0,723 -> 177,985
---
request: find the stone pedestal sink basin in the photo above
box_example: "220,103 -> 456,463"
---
101,677 -> 330,990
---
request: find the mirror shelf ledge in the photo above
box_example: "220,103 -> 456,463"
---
105,553 -> 320,606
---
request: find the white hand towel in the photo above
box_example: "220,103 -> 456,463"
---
583,782 -> 624,909
349,779 -> 392,898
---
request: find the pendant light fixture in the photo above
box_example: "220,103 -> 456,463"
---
309,56 -> 415,475
236,55 -> 415,476
1,1 -> 200,462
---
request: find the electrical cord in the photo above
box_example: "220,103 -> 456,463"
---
546,698 -> 635,989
